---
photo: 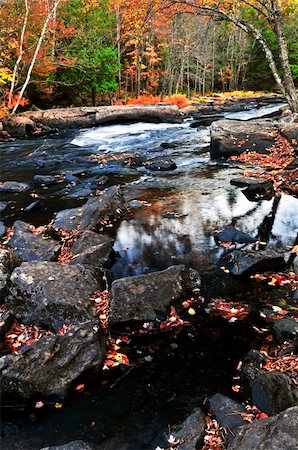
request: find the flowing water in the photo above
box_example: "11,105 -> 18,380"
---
1,103 -> 297,449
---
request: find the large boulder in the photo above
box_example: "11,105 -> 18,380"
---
272,317 -> 298,343
7,221 -> 60,262
7,262 -> 98,329
210,119 -> 278,159
241,366 -> 298,416
220,248 -> 285,276
0,323 -> 105,399
110,265 -> 201,324
70,230 -> 114,269
228,406 -> 298,450
52,186 -> 126,232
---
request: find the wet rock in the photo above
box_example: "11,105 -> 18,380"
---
110,265 -> 201,324
241,365 -> 298,415
128,200 -> 147,208
210,119 -> 277,159
0,323 -> 105,400
162,212 -> 188,219
61,187 -> 93,200
214,226 -> 256,245
154,408 -> 205,450
231,177 -> 275,201
220,249 -> 285,276
40,441 -> 93,450
190,115 -> 223,127
231,177 -> 273,190
0,221 -> 6,238
7,262 -> 98,329
272,317 -> 298,343
230,177 -> 274,202
94,175 -> 109,185
2,116 -> 36,138
209,393 -> 247,443
0,181 -> 30,193
0,309 -> 14,338
23,200 -> 42,212
0,250 -> 19,300
0,201 -> 9,212
228,406 -> 298,450
52,185 -> 126,232
145,159 -> 177,171
160,142 -> 177,149
7,221 -> 60,262
33,175 -> 65,186
121,153 -> 147,167
70,230 -> 114,269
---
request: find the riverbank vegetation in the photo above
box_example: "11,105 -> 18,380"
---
0,0 -> 297,115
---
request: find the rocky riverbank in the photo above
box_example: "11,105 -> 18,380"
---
0,94 -> 285,140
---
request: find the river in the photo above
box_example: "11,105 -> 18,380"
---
1,103 -> 297,449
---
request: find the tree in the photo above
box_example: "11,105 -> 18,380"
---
55,0 -> 119,105
167,0 -> 298,111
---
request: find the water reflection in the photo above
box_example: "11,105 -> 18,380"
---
113,188 -> 298,276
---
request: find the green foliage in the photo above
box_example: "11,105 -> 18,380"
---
54,0 -> 119,103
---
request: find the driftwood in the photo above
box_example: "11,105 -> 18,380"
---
1,105 -> 183,138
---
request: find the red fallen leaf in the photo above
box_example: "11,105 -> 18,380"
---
258,413 -> 268,419
232,385 -> 240,392
75,383 -> 85,392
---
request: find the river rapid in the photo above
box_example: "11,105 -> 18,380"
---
1,103 -> 297,449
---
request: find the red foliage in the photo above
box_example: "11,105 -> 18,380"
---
159,305 -> 190,330
207,298 -> 251,321
230,135 -> 295,169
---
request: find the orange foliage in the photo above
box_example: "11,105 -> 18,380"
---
164,93 -> 189,107
125,93 -> 189,107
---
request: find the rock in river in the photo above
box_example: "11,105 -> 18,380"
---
214,226 -> 256,245
220,248 -> 285,276
41,442 -> 93,450
110,265 -> 201,324
0,323 -> 105,399
210,119 -> 277,159
52,185 -> 126,232
228,406 -> 298,450
70,230 -> 114,269
0,181 -> 30,193
145,158 -> 177,171
7,262 -> 98,329
8,220 -> 60,262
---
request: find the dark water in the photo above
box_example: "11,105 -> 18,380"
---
1,103 -> 297,449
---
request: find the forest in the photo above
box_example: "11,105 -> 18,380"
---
0,0 -> 298,115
